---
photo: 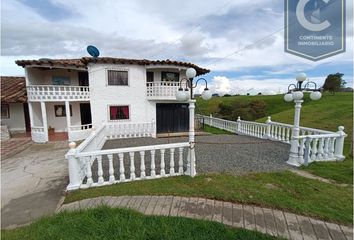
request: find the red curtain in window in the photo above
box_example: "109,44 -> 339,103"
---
110,106 -> 118,120
121,106 -> 129,119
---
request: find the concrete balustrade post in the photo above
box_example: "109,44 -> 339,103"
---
236,116 -> 241,134
287,100 -> 303,167
334,126 -> 347,160
151,119 -> 157,138
210,114 -> 213,127
265,116 -> 272,139
66,142 -> 81,190
185,100 -> 196,177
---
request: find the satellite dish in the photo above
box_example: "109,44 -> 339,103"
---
87,45 -> 100,58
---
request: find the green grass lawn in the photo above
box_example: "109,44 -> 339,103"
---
203,124 -> 233,134
2,207 -> 282,240
65,172 -> 353,225
198,92 -> 353,184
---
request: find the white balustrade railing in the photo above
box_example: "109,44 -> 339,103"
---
197,114 -> 347,166
106,122 -> 155,139
201,115 -> 238,132
66,141 -> 190,190
295,128 -> 346,165
68,124 -> 93,142
31,126 -> 47,143
76,124 -> 107,153
27,85 -> 90,101
146,81 -> 180,100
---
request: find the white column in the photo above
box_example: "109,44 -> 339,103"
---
185,99 -> 196,177
40,101 -> 48,142
28,102 -> 34,128
287,99 -> 303,166
265,116 -> 272,139
65,101 -> 71,132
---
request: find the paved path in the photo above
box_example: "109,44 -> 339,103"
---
59,196 -> 353,240
1,138 -> 32,160
1,141 -> 69,229
103,134 -> 291,177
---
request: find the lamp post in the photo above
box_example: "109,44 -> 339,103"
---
176,68 -> 212,176
284,73 -> 322,166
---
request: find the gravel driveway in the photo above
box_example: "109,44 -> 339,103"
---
96,134 -> 290,181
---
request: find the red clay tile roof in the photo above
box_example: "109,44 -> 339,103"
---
15,59 -> 85,69
16,57 -> 210,76
1,76 -> 27,103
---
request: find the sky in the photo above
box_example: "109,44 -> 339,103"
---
1,0 -> 353,95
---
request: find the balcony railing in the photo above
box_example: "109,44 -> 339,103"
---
27,85 -> 90,101
146,81 -> 180,100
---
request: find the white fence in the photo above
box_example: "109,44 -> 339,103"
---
66,121 -> 192,190
198,114 -> 347,165
27,85 -> 90,101
146,81 -> 181,100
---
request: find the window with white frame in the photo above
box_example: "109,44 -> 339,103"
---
1,104 -> 10,119
107,70 -> 128,86
109,106 -> 129,120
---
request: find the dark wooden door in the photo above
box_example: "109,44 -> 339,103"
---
80,103 -> 92,125
156,103 -> 189,133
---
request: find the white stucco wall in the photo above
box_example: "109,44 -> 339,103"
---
26,68 -> 81,85
46,102 -> 82,132
1,103 -> 26,133
88,64 -> 156,127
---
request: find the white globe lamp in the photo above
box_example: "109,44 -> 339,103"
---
186,68 -> 197,79
310,91 -> 322,101
176,89 -> 187,101
296,73 -> 307,82
292,91 -> 304,100
284,93 -> 293,102
201,88 -> 212,100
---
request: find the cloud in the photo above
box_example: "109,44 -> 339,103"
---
1,0 -> 352,81
205,75 -> 329,96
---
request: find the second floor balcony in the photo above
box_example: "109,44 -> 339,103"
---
146,81 -> 181,100
27,85 -> 90,102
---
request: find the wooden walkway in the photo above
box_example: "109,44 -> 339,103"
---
58,196 -> 353,240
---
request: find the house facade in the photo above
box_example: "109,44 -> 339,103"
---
1,76 -> 30,139
15,57 -> 209,143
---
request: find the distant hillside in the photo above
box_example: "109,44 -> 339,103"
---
196,92 -> 353,154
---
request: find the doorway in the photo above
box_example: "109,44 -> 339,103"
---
156,103 -> 189,133
80,103 -> 92,126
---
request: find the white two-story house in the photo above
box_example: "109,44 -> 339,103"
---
15,57 -> 210,143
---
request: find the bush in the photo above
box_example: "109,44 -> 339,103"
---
217,100 -> 267,121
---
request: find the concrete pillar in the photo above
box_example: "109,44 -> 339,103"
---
40,101 -> 48,142
185,99 -> 196,177
65,101 -> 71,132
287,99 -> 303,167
28,102 -> 34,128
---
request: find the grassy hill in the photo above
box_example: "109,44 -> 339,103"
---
196,92 -> 353,183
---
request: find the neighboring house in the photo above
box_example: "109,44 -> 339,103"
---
1,76 -> 30,138
15,57 -> 209,143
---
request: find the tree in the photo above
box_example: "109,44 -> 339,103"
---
322,73 -> 345,93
